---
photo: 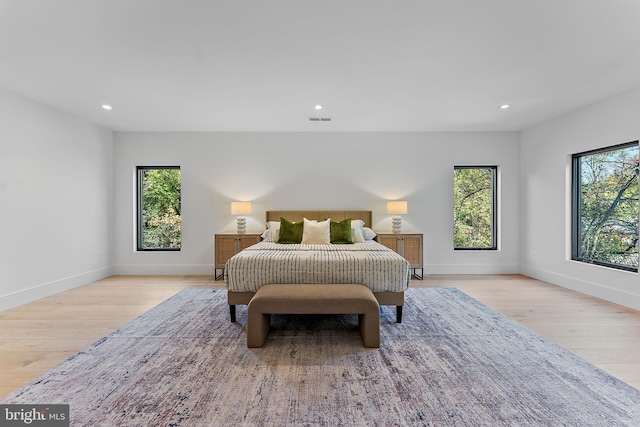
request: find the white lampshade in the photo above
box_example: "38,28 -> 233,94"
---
231,201 -> 252,216
387,201 -> 408,215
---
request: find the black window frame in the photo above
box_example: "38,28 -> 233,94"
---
453,165 -> 498,251
136,166 -> 182,252
571,141 -> 639,272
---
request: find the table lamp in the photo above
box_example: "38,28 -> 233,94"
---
387,201 -> 407,233
231,201 -> 252,234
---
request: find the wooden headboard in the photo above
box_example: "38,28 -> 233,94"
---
266,211 -> 372,227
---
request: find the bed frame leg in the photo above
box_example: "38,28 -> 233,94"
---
396,306 -> 402,323
230,305 -> 236,323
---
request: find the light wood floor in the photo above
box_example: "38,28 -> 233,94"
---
1,274 -> 639,398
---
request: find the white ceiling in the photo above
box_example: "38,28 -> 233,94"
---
2,0 -> 640,132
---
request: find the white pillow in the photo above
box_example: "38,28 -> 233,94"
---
351,219 -> 366,243
267,221 -> 281,230
262,221 -> 281,242
363,227 -> 377,241
302,217 -> 331,244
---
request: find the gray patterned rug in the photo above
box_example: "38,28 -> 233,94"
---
3,288 -> 640,426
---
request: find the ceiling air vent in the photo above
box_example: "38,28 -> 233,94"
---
309,117 -> 332,122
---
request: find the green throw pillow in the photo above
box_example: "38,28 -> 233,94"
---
277,217 -> 304,243
330,218 -> 354,244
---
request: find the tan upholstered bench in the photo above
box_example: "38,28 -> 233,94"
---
247,284 -> 380,348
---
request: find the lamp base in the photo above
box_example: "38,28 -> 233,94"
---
236,217 -> 246,234
392,216 -> 402,234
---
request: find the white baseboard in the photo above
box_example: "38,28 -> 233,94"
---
425,264 -> 521,275
115,263 -> 519,276
112,264 -> 214,276
0,267 -> 114,312
521,265 -> 640,311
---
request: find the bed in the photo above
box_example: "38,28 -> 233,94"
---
224,210 -> 411,322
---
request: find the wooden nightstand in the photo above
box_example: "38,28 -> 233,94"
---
214,233 -> 262,280
376,233 -> 423,280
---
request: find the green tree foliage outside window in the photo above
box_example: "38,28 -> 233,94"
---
137,167 -> 181,250
573,142 -> 639,271
454,166 -> 497,249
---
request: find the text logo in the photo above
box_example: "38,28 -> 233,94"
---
1,405 -> 69,426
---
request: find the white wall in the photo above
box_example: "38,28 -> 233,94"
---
4,82 -> 638,312
0,90 -> 113,311
113,131 -> 520,275
521,86 -> 640,311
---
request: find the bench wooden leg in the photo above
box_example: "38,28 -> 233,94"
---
247,312 -> 271,348
396,306 -> 402,323
358,312 -> 380,348
230,305 -> 236,323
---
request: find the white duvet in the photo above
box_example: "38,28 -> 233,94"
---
224,241 -> 410,293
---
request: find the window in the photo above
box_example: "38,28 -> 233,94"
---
454,166 -> 497,250
572,142 -> 639,272
136,166 -> 181,251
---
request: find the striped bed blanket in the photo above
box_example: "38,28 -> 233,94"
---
224,242 -> 411,293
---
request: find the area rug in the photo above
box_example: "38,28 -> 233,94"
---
3,288 -> 640,426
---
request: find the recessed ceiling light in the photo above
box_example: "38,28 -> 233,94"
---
314,104 -> 322,110
101,104 -> 113,110
499,104 -> 510,109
